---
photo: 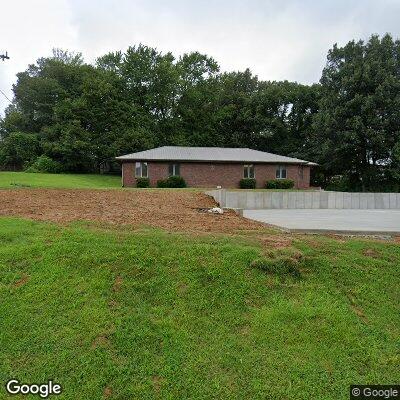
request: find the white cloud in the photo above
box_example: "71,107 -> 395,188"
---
1,0 -> 400,114
0,0 -> 78,113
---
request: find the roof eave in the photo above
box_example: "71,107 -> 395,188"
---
116,157 -> 312,164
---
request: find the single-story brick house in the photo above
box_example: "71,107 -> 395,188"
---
116,146 -> 317,189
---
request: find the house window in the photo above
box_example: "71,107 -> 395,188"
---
243,164 -> 255,179
135,162 -> 148,178
276,165 -> 287,179
168,163 -> 180,176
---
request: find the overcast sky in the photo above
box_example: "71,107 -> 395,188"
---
1,0 -> 400,114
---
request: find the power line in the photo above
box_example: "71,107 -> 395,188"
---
0,88 -> 12,103
0,51 -> 12,103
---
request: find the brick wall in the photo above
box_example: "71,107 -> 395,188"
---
122,161 -> 311,189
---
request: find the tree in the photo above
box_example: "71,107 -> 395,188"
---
312,34 -> 400,191
212,69 -> 259,148
0,132 -> 40,169
1,39 -> 398,191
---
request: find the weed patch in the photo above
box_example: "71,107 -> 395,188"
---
250,254 -> 302,278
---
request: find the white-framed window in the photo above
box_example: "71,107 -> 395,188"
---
243,164 -> 255,179
135,162 -> 148,178
168,163 -> 180,176
276,165 -> 287,179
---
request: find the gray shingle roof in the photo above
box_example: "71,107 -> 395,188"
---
116,146 -> 317,165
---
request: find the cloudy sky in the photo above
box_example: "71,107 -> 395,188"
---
1,0 -> 399,114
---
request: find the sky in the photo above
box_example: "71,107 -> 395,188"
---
1,0 -> 400,114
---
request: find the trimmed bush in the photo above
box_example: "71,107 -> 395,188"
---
157,179 -> 168,188
250,255 -> 301,278
25,155 -> 62,173
157,176 -> 187,188
240,178 -> 256,189
136,177 -> 150,188
167,175 -> 187,188
265,179 -> 294,189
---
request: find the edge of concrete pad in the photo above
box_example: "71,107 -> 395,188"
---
228,207 -> 400,237
239,213 -> 399,237
275,227 -> 399,237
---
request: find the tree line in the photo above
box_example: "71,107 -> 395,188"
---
1,34 -> 399,191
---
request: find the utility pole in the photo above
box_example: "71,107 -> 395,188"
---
0,51 -> 10,61
0,51 -> 11,104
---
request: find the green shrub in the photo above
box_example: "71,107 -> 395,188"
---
136,177 -> 150,188
265,179 -> 294,189
250,256 -> 301,278
325,175 -> 351,192
167,175 -> 187,188
240,178 -> 256,189
25,155 -> 62,173
157,176 -> 187,188
157,179 -> 168,188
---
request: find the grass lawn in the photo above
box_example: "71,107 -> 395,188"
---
0,171 -> 121,189
0,218 -> 399,399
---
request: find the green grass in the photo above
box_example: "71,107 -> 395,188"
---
0,171 -> 316,191
0,172 -> 121,189
0,172 -> 203,191
0,218 -> 399,399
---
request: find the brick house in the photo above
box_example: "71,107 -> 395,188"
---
116,146 -> 317,189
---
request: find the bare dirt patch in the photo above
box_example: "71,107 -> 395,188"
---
103,387 -> 112,398
91,335 -> 111,349
259,235 -> 292,249
152,376 -> 165,394
177,282 -> 188,295
108,300 -> 119,309
362,248 -> 380,258
14,273 -> 29,288
351,304 -> 369,324
238,324 -> 251,336
112,275 -> 123,292
0,189 -> 264,233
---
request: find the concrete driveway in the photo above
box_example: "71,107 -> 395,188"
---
243,209 -> 400,234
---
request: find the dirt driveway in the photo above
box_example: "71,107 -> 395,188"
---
0,189 -> 264,233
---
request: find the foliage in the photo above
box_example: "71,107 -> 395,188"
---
311,34 -> 400,191
135,177 -> 150,188
156,178 -> 168,188
0,45 -> 318,176
167,175 -> 187,188
324,176 -> 352,192
239,178 -> 256,189
265,178 -> 294,189
0,132 -> 40,169
1,35 -> 399,191
25,155 -> 62,173
250,255 -> 301,278
157,175 -> 187,188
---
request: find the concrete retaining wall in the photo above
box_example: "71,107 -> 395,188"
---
206,189 -> 400,210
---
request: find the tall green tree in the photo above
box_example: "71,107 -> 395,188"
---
1,38 -> 398,192
312,34 -> 400,191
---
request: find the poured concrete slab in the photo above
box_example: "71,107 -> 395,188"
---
242,209 -> 400,234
